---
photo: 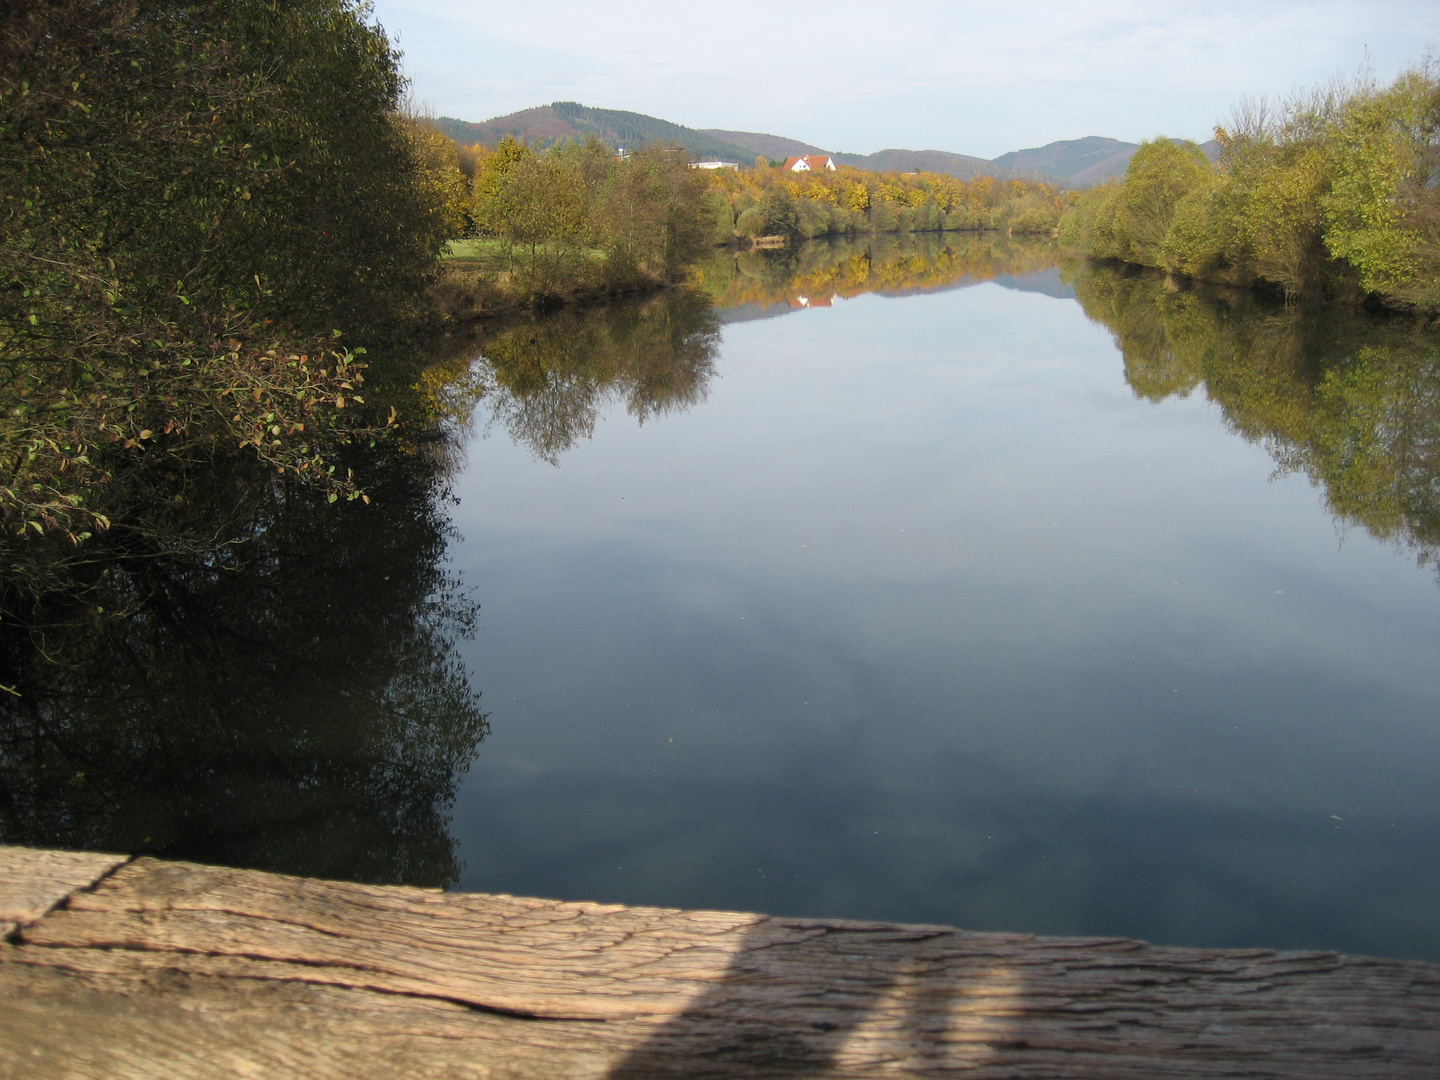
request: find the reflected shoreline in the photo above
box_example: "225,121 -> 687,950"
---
433,240 -> 1440,585
0,437 -> 488,888
699,233 -> 1066,315
1066,258 -> 1440,580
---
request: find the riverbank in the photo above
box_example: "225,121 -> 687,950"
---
430,229 -> 1061,326
3,845 -> 1437,1077
1059,250 -> 1440,329
426,236 -> 699,323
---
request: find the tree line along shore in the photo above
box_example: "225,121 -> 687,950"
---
1060,63 -> 1440,315
421,134 -> 1070,318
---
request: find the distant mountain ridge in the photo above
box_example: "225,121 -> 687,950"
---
993,136 -> 1221,186
435,104 -> 754,163
703,131 -> 1009,182
699,129 -> 828,161
443,103 -> 1210,187
835,149 -> 1005,182
993,137 -> 1139,186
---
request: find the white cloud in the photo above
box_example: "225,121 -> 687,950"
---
371,0 -> 1440,157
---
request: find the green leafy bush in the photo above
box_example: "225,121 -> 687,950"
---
466,136 -> 714,299
1060,62 -> 1440,312
1,1 -> 447,543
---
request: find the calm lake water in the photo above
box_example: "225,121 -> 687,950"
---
4,235 -> 1439,963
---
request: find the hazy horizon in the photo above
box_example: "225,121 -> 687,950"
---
371,1 -> 1438,160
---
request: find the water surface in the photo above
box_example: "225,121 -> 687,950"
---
447,237 -> 1440,961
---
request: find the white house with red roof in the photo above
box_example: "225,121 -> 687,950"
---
782,155 -> 837,172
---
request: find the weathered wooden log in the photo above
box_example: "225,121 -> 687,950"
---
0,846 -> 127,938
1,844 -> 1436,1078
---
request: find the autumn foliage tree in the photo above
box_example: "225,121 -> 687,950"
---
1061,61 -> 1440,312
405,120 -> 474,240
709,165 -> 1068,240
467,137 -> 714,295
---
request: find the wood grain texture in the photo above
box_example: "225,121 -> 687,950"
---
1,846 -> 1438,1078
0,845 -> 127,937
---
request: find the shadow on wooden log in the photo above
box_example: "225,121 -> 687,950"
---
1,845 -> 1437,1078
605,917 -> 1439,1078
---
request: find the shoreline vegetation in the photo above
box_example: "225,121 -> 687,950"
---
425,135 -> 1071,322
423,138 -> 715,322
1059,62 -> 1440,316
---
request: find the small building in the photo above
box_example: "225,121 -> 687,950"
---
690,160 -> 740,170
782,155 -> 837,172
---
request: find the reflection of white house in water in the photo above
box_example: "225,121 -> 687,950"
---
783,155 -> 837,172
789,294 -> 841,308
689,160 -> 740,170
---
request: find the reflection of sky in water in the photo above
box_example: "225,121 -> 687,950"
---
448,279 -> 1440,962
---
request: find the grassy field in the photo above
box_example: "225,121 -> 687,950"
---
441,238 -> 608,273
441,238 -> 513,273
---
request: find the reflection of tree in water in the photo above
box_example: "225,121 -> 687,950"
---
696,233 -> 1062,309
428,289 -> 720,464
0,439 -> 488,888
1069,261 -> 1440,576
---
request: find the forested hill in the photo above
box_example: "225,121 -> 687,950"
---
435,104 -> 754,162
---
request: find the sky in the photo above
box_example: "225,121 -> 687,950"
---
369,1 -> 1440,159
